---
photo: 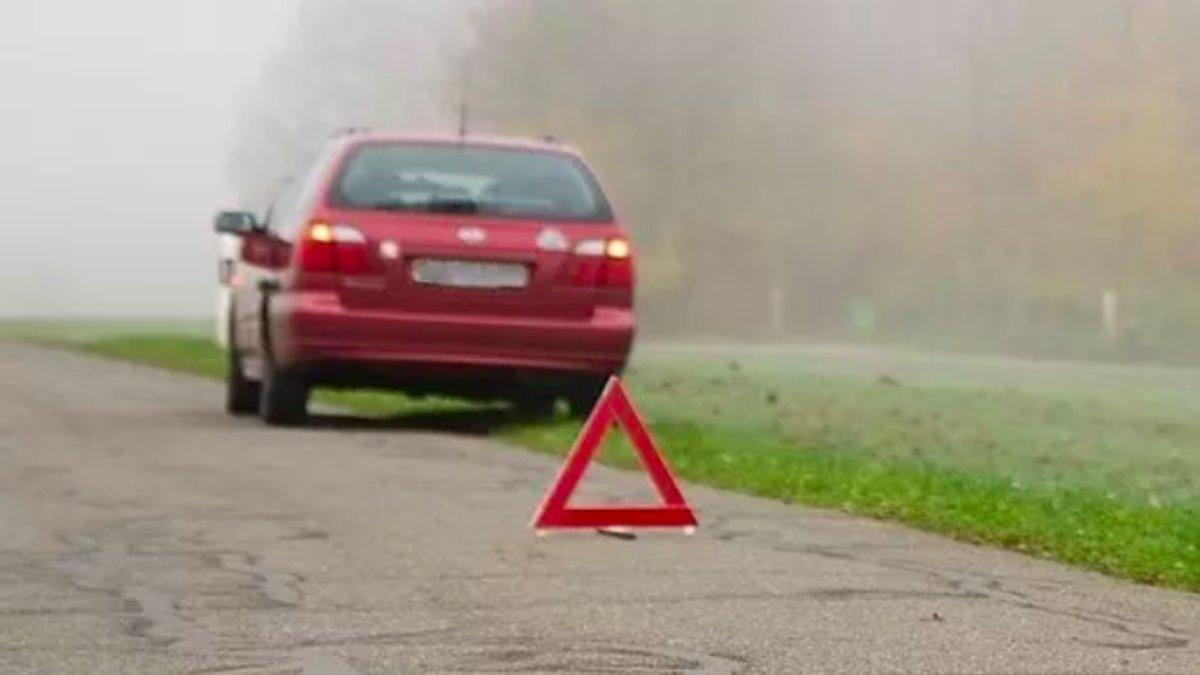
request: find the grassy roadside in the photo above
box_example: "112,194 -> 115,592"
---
57,333 -> 1200,591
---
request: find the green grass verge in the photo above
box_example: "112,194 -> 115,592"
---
511,421 -> 1200,589
58,333 -> 1200,591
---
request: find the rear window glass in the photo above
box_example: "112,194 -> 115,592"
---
329,143 -> 612,221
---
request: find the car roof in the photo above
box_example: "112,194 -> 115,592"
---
335,131 -> 584,158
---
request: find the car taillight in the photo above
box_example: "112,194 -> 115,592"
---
297,222 -> 369,275
566,237 -> 634,288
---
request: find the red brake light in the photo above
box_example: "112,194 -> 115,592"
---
565,238 -> 634,288
599,256 -> 633,287
297,222 -> 369,275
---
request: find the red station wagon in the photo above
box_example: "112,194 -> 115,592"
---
214,132 -> 635,425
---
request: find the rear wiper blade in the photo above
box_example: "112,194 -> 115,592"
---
365,199 -> 413,211
423,198 -> 479,214
364,198 -> 480,214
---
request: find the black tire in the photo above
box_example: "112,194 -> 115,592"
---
512,388 -> 559,420
259,358 -> 309,426
565,376 -> 607,417
226,349 -> 260,415
225,329 -> 260,416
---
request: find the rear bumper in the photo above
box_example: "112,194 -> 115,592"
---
271,291 -> 633,377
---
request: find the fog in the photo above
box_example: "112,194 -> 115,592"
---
8,1 -> 1200,364
227,0 -> 482,213
0,0 -> 291,317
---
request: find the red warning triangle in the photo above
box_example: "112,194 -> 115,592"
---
531,376 -> 698,531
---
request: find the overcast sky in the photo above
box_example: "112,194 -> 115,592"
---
0,0 -> 293,317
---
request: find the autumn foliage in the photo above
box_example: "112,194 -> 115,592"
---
232,1 -> 1200,363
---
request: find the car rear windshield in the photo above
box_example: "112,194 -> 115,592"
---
329,143 -> 613,221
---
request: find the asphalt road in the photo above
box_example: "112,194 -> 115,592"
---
1,343 -> 1198,673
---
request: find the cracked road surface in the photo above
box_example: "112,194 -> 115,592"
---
0,343 -> 1198,673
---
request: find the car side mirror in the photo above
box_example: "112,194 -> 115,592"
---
213,210 -> 260,235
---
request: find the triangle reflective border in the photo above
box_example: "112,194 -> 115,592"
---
531,377 -> 698,531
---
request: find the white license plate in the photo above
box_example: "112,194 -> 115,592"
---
411,259 -> 529,289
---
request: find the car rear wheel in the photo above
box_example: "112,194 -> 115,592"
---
566,376 -> 608,417
259,359 -> 310,426
512,388 -> 559,420
225,331 -> 260,415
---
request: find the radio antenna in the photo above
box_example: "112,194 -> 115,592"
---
457,56 -> 471,140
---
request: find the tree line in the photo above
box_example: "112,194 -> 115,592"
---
233,1 -> 1200,363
